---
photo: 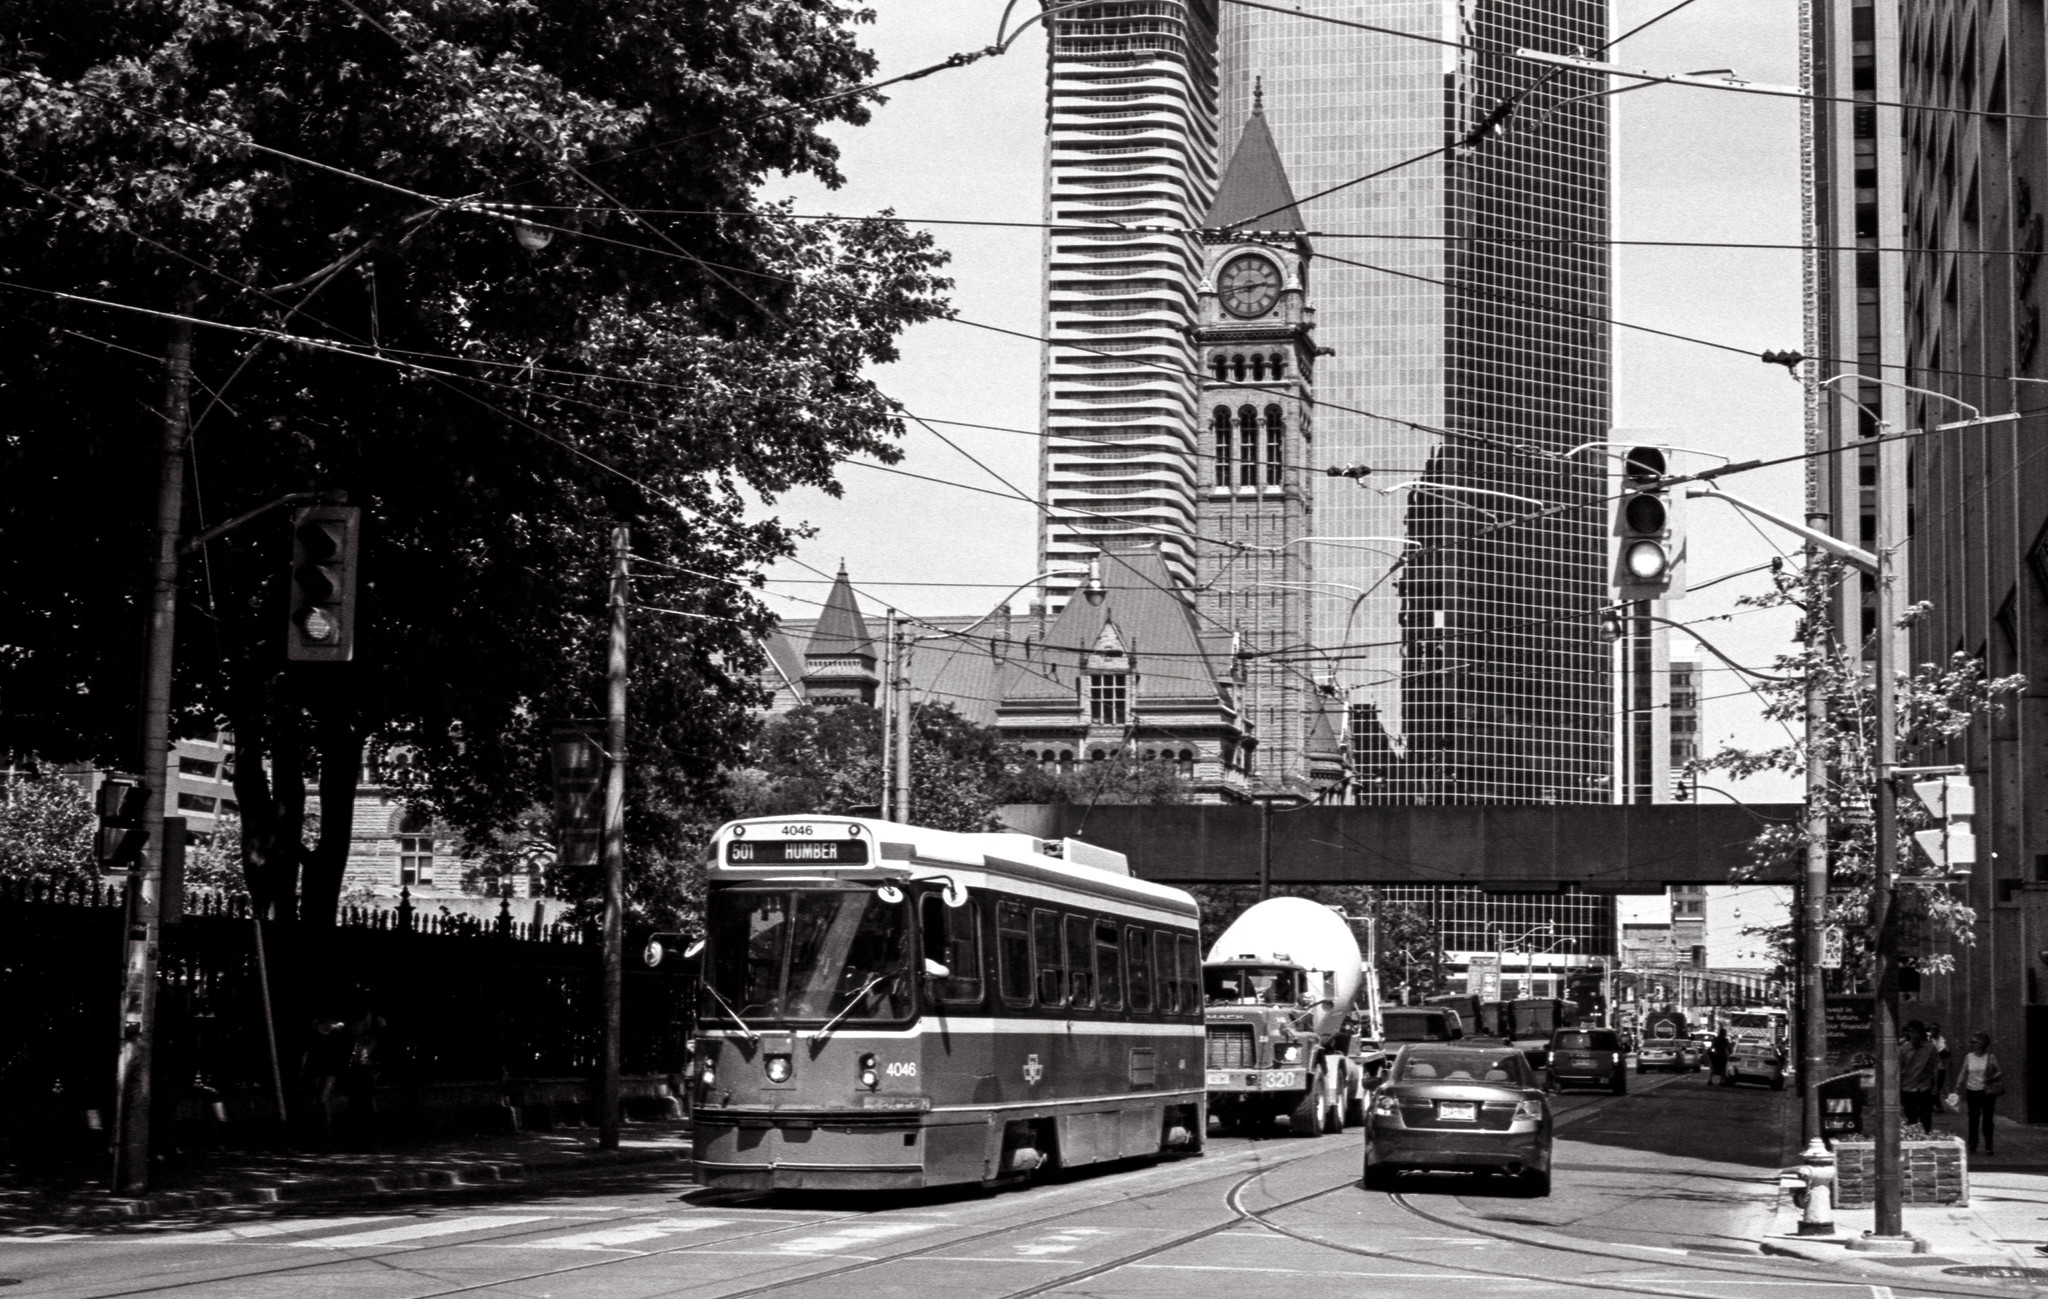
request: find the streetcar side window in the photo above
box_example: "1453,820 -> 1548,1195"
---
1153,929 -> 1179,1014
1094,919 -> 1124,1011
1065,914 -> 1096,1008
997,900 -> 1034,1007
1033,908 -> 1066,1007
1176,932 -> 1200,1015
921,895 -> 984,1005
1126,926 -> 1152,1012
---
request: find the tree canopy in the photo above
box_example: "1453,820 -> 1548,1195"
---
0,1 -> 950,924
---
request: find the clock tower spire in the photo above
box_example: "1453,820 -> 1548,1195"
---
1193,102 -> 1325,796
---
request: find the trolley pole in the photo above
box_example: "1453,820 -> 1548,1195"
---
599,526 -> 628,1151
111,311 -> 193,1195
893,615 -> 911,825
877,611 -> 895,821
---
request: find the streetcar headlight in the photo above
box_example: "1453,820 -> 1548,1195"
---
859,1054 -> 879,1090
765,1054 -> 792,1084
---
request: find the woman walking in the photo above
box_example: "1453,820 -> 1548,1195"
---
1961,1031 -> 2004,1157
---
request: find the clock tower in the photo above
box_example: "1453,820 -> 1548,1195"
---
1192,92 -> 1330,795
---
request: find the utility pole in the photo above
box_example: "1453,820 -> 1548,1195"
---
893,616 -> 912,825
111,313 -> 193,1195
1801,521 -> 1831,1150
877,610 -> 895,821
599,526 -> 628,1151
1867,431 -> 1907,1241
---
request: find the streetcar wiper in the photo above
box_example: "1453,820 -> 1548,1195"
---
807,971 -> 891,1044
702,982 -> 760,1043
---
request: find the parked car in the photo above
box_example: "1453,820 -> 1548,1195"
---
1383,1007 -> 1464,1043
1362,1044 -> 1554,1197
1545,1027 -> 1627,1094
1636,1012 -> 1699,1072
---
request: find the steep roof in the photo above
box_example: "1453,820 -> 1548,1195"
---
999,548 -> 1229,705
806,562 -> 875,661
1204,96 -> 1304,232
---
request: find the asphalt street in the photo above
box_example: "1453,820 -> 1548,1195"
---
0,1070 -> 1996,1299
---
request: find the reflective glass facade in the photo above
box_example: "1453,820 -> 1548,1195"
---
1220,0 -> 1613,804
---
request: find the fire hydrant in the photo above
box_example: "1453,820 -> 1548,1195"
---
1797,1137 -> 1837,1236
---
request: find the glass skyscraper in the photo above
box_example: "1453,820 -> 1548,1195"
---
1219,0 -> 1613,804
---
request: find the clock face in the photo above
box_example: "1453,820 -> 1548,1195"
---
1218,255 -> 1282,318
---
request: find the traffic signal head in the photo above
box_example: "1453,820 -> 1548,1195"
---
1613,446 -> 1685,600
96,772 -> 150,873
287,505 -> 361,662
1760,349 -> 1807,374
1906,772 -> 1977,876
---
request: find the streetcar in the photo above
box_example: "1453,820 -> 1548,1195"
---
688,816 -> 1207,1192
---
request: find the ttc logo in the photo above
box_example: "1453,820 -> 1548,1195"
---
1023,1053 -> 1043,1085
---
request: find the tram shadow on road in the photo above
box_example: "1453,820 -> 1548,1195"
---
675,1151 -> 1202,1213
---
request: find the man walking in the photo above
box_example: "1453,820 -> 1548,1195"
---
1899,1021 -> 1940,1133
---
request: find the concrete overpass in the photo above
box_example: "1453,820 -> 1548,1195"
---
1000,802 -> 1802,890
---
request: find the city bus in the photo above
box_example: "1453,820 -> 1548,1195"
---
688,816 -> 1206,1192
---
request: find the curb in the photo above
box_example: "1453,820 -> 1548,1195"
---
45,1139 -> 692,1227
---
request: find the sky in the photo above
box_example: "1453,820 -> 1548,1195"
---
748,0 -> 1812,811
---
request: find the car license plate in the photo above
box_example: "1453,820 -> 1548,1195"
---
1437,1101 -> 1477,1122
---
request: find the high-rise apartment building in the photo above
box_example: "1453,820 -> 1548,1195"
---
1809,0 -> 2048,1110
1037,0 -> 1220,596
1216,2 -> 1614,804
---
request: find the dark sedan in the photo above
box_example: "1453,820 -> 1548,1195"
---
1362,1044 -> 1553,1196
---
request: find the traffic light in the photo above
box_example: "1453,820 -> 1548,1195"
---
287,505 -> 361,662
1905,772 -> 1976,876
1612,445 -> 1686,600
1760,349 -> 1806,374
96,772 -> 150,874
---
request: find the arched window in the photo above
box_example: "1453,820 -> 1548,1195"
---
1089,749 -> 1105,761
1059,749 -> 1075,772
1230,354 -> 1246,382
1177,748 -> 1195,776
1212,406 -> 1233,486
1264,405 -> 1284,485
1271,353 -> 1286,380
1211,353 -> 1228,381
1249,354 -> 1267,381
1237,406 -> 1258,486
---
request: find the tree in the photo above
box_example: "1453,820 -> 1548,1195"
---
0,769 -> 96,891
993,752 -> 1194,807
1693,561 -> 2026,982
0,1 -> 950,925
739,702 -> 1007,834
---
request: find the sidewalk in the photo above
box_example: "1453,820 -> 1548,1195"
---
0,1121 -> 693,1229
1764,1110 -> 2048,1287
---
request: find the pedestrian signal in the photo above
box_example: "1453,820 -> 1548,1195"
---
96,772 -> 150,874
1905,771 -> 1976,876
287,505 -> 360,662
1612,446 -> 1685,601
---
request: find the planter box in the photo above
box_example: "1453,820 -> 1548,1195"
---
1833,1135 -> 1969,1207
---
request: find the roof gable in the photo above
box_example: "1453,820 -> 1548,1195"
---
999,549 -> 1228,705
806,562 -> 874,661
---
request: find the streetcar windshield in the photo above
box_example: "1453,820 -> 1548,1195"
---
1205,966 -> 1299,1005
702,888 -> 913,1025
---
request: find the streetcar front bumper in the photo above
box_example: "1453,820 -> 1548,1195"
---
692,1112 -> 930,1191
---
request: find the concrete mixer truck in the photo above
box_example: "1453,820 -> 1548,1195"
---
1203,897 -> 1386,1136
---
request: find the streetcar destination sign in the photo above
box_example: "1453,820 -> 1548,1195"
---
726,839 -> 871,865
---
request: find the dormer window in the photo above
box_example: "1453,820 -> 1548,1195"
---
1089,674 -> 1129,726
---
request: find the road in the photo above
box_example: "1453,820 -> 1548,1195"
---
0,1069 -> 1977,1299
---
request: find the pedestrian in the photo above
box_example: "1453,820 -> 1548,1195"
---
1709,1028 -> 1731,1085
301,1009 -> 351,1147
1960,1031 -> 2004,1157
1899,1021 -> 1940,1133
1929,1021 -> 1952,1108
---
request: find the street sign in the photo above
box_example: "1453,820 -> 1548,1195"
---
1820,925 -> 1843,969
549,721 -> 604,870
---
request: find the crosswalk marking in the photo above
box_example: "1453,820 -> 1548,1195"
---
286,1214 -> 552,1247
512,1219 -> 734,1251
133,1215 -> 392,1246
771,1222 -> 937,1253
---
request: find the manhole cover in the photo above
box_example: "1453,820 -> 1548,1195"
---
1943,1265 -> 2048,1279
